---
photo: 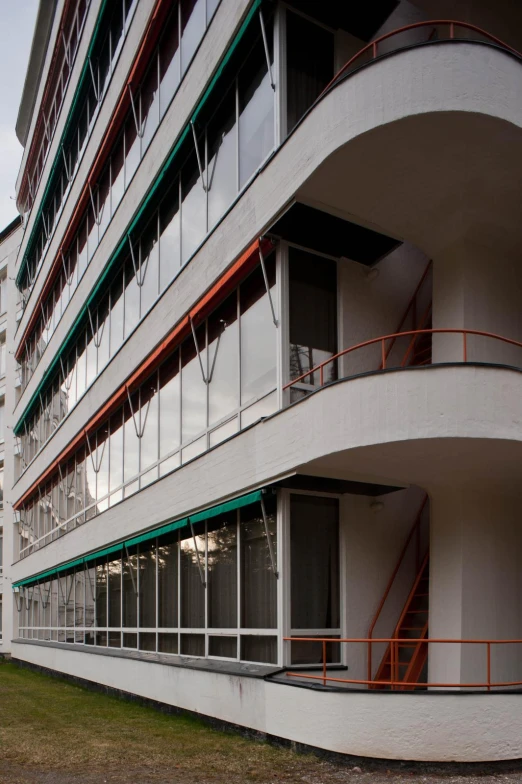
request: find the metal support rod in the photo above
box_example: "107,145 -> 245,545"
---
14,590 -> 23,613
86,566 -> 96,602
127,83 -> 144,138
61,145 -> 72,182
62,30 -> 71,66
127,234 -> 148,286
190,122 -> 207,191
258,243 -> 278,326
189,316 -> 208,384
259,10 -> 275,90
40,580 -> 52,609
41,212 -> 50,241
124,545 -> 138,595
88,57 -> 100,102
189,520 -> 206,586
88,182 -> 101,225
207,328 -> 224,384
260,495 -> 278,576
125,385 -> 152,439
87,305 -> 104,348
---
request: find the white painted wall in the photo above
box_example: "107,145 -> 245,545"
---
12,640 -> 522,762
339,243 -> 430,377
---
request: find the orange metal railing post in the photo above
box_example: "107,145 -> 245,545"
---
323,640 -> 327,686
373,41 -> 377,58
381,339 -> 386,369
463,332 -> 467,362
487,642 -> 491,691
450,21 -> 454,38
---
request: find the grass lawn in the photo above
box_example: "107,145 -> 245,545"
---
0,660 -> 518,784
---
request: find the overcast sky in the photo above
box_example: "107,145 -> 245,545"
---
0,0 -> 39,230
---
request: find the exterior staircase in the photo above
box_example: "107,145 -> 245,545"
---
372,552 -> 429,690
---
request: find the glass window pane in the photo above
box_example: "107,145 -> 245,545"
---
181,150 -> 206,265
109,410 -> 124,491
110,270 -> 124,357
96,561 -> 108,628
159,7 -> 180,117
238,33 -> 274,187
111,134 -> 125,214
208,514 -> 237,628
208,294 -> 238,427
139,547 -> 157,628
123,549 -> 137,628
140,376 -> 159,472
124,396 -> 140,482
241,635 -> 277,664
159,351 -> 180,458
139,216 -> 159,315
207,86 -> 237,229
140,58 -> 159,152
290,495 -> 339,630
181,329 -> 207,443
125,115 -> 140,188
180,524 -> 205,628
124,258 -> 140,338
108,557 -> 122,628
240,258 -> 277,404
289,248 -> 337,385
159,179 -> 181,290
240,496 -> 276,629
286,11 -> 334,134
158,534 -> 178,628
181,0 -> 205,74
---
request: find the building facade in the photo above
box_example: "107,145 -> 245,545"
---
0,217 -> 22,652
6,0 -> 522,763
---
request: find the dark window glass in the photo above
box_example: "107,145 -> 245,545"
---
286,11 -> 334,133
240,496 -> 277,628
180,523 -> 205,627
241,635 -> 277,664
108,557 -> 122,628
122,549 -> 138,627
158,534 -> 178,627
290,495 -> 339,630
289,247 -> 337,385
207,514 -> 237,628
238,31 -> 274,187
139,547 -> 157,628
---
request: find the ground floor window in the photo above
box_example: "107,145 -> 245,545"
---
289,493 -> 340,664
18,495 -> 278,664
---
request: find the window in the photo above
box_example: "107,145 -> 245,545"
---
0,396 -> 5,443
0,334 -> 6,378
289,248 -> 337,396
290,494 -> 340,664
0,274 -> 7,315
0,526 -> 3,574
18,497 -> 278,664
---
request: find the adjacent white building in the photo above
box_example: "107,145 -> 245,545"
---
5,0 -> 522,764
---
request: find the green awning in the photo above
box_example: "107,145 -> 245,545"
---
14,0 -> 262,437
12,490 -> 264,589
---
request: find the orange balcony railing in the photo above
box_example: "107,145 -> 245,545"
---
284,637 -> 522,691
320,20 -> 522,101
284,328 -> 522,392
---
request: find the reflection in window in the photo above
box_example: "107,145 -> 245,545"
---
289,247 -> 337,388
19,498 -> 279,664
239,28 -> 274,187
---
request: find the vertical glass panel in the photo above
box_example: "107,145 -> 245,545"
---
207,85 -> 237,229
240,635 -> 277,664
240,495 -> 276,628
208,293 -> 238,427
108,557 -> 122,628
109,269 -> 124,357
85,567 -> 96,644
140,58 -> 159,152
289,248 -> 337,385
181,0 -> 205,74
181,328 -> 207,444
109,410 -> 124,492
159,179 -> 180,290
84,444 -> 97,521
180,633 -> 205,656
158,633 -> 178,653
123,396 -> 140,482
240,258 -> 277,404
75,332 -> 87,401
286,11 -> 334,134
140,376 -> 159,472
122,549 -> 138,628
208,514 -> 237,628
159,6 -> 180,117
139,546 -> 156,628
180,523 -> 205,627
96,426 -> 110,506
111,133 -> 125,214
96,294 -> 111,371
125,114 -> 140,188
124,257 -> 140,337
77,221 -> 88,279
139,216 -> 159,315
97,165 -> 111,238
207,0 -> 219,23
96,560 -> 108,628
85,326 -> 97,389
290,495 -> 339,630
159,351 -> 180,458
181,149 -> 206,265
209,636 -> 237,658
87,206 -> 98,263
158,533 -> 178,627
238,32 -> 274,187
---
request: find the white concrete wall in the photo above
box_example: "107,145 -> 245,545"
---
342,486 -> 427,681
339,243 -> 430,377
12,640 -> 522,762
